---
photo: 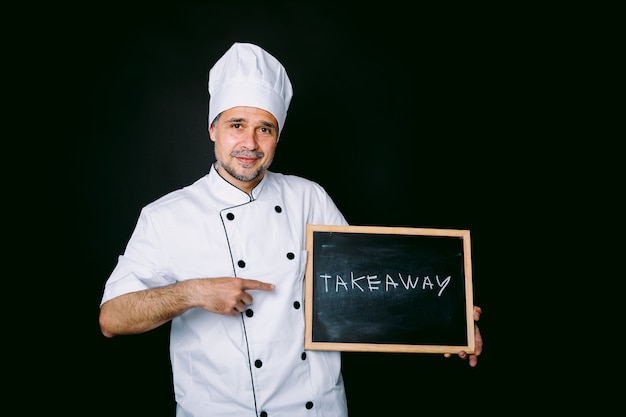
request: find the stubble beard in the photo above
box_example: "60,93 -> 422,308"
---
217,151 -> 273,183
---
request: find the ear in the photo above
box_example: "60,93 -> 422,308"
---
208,124 -> 216,142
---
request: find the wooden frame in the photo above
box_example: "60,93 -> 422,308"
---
304,224 -> 474,354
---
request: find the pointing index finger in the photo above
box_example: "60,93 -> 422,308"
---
243,279 -> 275,291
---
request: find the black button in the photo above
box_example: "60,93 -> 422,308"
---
245,309 -> 253,317
226,212 -> 234,220
293,301 -> 301,309
301,352 -> 307,360
237,260 -> 246,268
260,412 -> 268,417
305,401 -> 314,409
255,359 -> 263,368
286,252 -> 295,260
274,205 -> 282,213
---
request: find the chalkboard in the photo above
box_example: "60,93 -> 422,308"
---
304,225 -> 474,354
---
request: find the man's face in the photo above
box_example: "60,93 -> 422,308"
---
209,106 -> 279,193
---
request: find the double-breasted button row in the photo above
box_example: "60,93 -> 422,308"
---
236,251 -> 295,270
259,401 -> 314,416
244,297 -> 299,319
224,205 -> 283,222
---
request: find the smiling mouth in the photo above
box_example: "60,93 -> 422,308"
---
236,156 -> 257,166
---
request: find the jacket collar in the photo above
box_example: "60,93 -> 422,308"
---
207,162 -> 269,206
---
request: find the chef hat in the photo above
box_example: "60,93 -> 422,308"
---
208,42 -> 293,139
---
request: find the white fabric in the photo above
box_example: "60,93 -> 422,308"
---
208,42 -> 293,139
101,164 -> 349,417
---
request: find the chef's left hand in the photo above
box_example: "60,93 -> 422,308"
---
444,306 -> 482,367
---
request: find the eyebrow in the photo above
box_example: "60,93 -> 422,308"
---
224,117 -> 276,129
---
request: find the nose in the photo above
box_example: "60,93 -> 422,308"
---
240,128 -> 258,150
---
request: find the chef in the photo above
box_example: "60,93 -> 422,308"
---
99,42 -> 350,416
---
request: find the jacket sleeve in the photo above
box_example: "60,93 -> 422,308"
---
100,206 -> 176,306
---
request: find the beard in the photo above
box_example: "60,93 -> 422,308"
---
217,150 -> 273,183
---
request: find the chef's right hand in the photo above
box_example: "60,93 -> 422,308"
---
189,277 -> 275,316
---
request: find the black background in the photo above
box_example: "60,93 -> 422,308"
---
10,1 -> 566,415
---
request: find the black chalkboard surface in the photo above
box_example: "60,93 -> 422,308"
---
304,225 -> 474,354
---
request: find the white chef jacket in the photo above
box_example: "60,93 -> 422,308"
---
100,163 -> 349,417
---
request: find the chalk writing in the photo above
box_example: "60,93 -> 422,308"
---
319,273 -> 451,296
